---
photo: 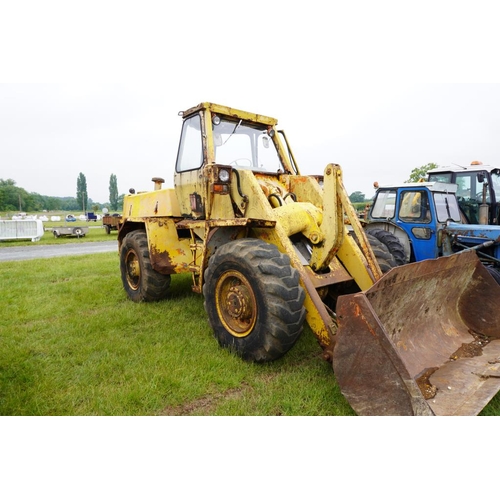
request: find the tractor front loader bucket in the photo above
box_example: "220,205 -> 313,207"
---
333,251 -> 500,416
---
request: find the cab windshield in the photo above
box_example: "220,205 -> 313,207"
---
433,192 -> 461,222
492,171 -> 500,201
213,118 -> 283,173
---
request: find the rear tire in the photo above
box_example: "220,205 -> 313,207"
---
203,239 -> 306,362
366,233 -> 398,273
366,228 -> 406,266
120,229 -> 171,302
486,266 -> 500,285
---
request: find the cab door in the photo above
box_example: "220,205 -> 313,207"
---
397,189 -> 438,261
174,112 -> 208,219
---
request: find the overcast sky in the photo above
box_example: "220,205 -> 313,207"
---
1,1 -> 500,204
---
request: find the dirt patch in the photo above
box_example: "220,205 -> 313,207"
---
160,383 -> 252,416
159,351 -> 324,416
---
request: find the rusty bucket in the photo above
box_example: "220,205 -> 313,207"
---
333,251 -> 500,416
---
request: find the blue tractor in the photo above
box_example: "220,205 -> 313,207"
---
364,181 -> 500,283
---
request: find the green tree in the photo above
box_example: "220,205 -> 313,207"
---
116,194 -> 125,211
349,191 -> 366,203
406,163 -> 438,183
76,173 -> 88,213
109,174 -> 119,211
0,179 -> 28,212
61,197 -> 80,211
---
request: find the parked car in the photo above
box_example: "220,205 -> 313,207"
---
65,214 -> 77,222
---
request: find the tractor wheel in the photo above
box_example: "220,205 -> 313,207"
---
120,229 -> 171,302
366,228 -> 406,266
203,239 -> 306,362
486,266 -> 500,285
366,233 -> 398,273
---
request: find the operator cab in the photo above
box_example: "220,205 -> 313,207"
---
427,162 -> 500,225
174,102 -> 298,219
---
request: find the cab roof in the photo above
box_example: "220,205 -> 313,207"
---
428,165 -> 499,174
377,182 -> 458,193
179,102 -> 278,127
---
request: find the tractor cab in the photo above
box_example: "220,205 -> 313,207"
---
368,182 -> 461,262
427,162 -> 500,225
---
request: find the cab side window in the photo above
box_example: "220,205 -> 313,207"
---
176,115 -> 203,173
399,191 -> 431,223
371,190 -> 396,218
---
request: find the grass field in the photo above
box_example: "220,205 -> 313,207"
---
0,251 -> 356,416
2,240 -> 500,416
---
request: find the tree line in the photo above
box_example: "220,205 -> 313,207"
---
0,173 -> 123,213
2,163 -> 438,213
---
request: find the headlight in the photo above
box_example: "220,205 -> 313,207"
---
218,169 -> 230,183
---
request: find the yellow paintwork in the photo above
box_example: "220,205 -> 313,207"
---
123,188 -> 181,218
146,218 -> 194,274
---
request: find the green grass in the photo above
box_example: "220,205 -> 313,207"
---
2,252 -> 500,416
0,253 -> 354,416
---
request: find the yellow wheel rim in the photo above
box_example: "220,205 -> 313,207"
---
215,270 -> 257,338
125,249 -> 141,290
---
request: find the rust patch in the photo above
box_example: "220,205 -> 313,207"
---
450,332 -> 491,360
150,245 -> 177,274
416,367 -> 439,400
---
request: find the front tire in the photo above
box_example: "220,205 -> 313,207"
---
366,228 -> 406,266
486,265 -> 500,285
366,233 -> 399,273
203,239 -> 306,362
120,229 -> 171,302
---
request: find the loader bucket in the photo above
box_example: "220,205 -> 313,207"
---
333,251 -> 500,416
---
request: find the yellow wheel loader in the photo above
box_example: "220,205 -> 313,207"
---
118,102 -> 500,416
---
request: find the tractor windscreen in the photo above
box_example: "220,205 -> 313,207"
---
213,118 -> 282,174
433,192 -> 461,222
492,170 -> 500,202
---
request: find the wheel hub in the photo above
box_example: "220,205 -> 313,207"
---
226,285 -> 253,321
216,270 -> 257,337
126,251 -> 141,290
